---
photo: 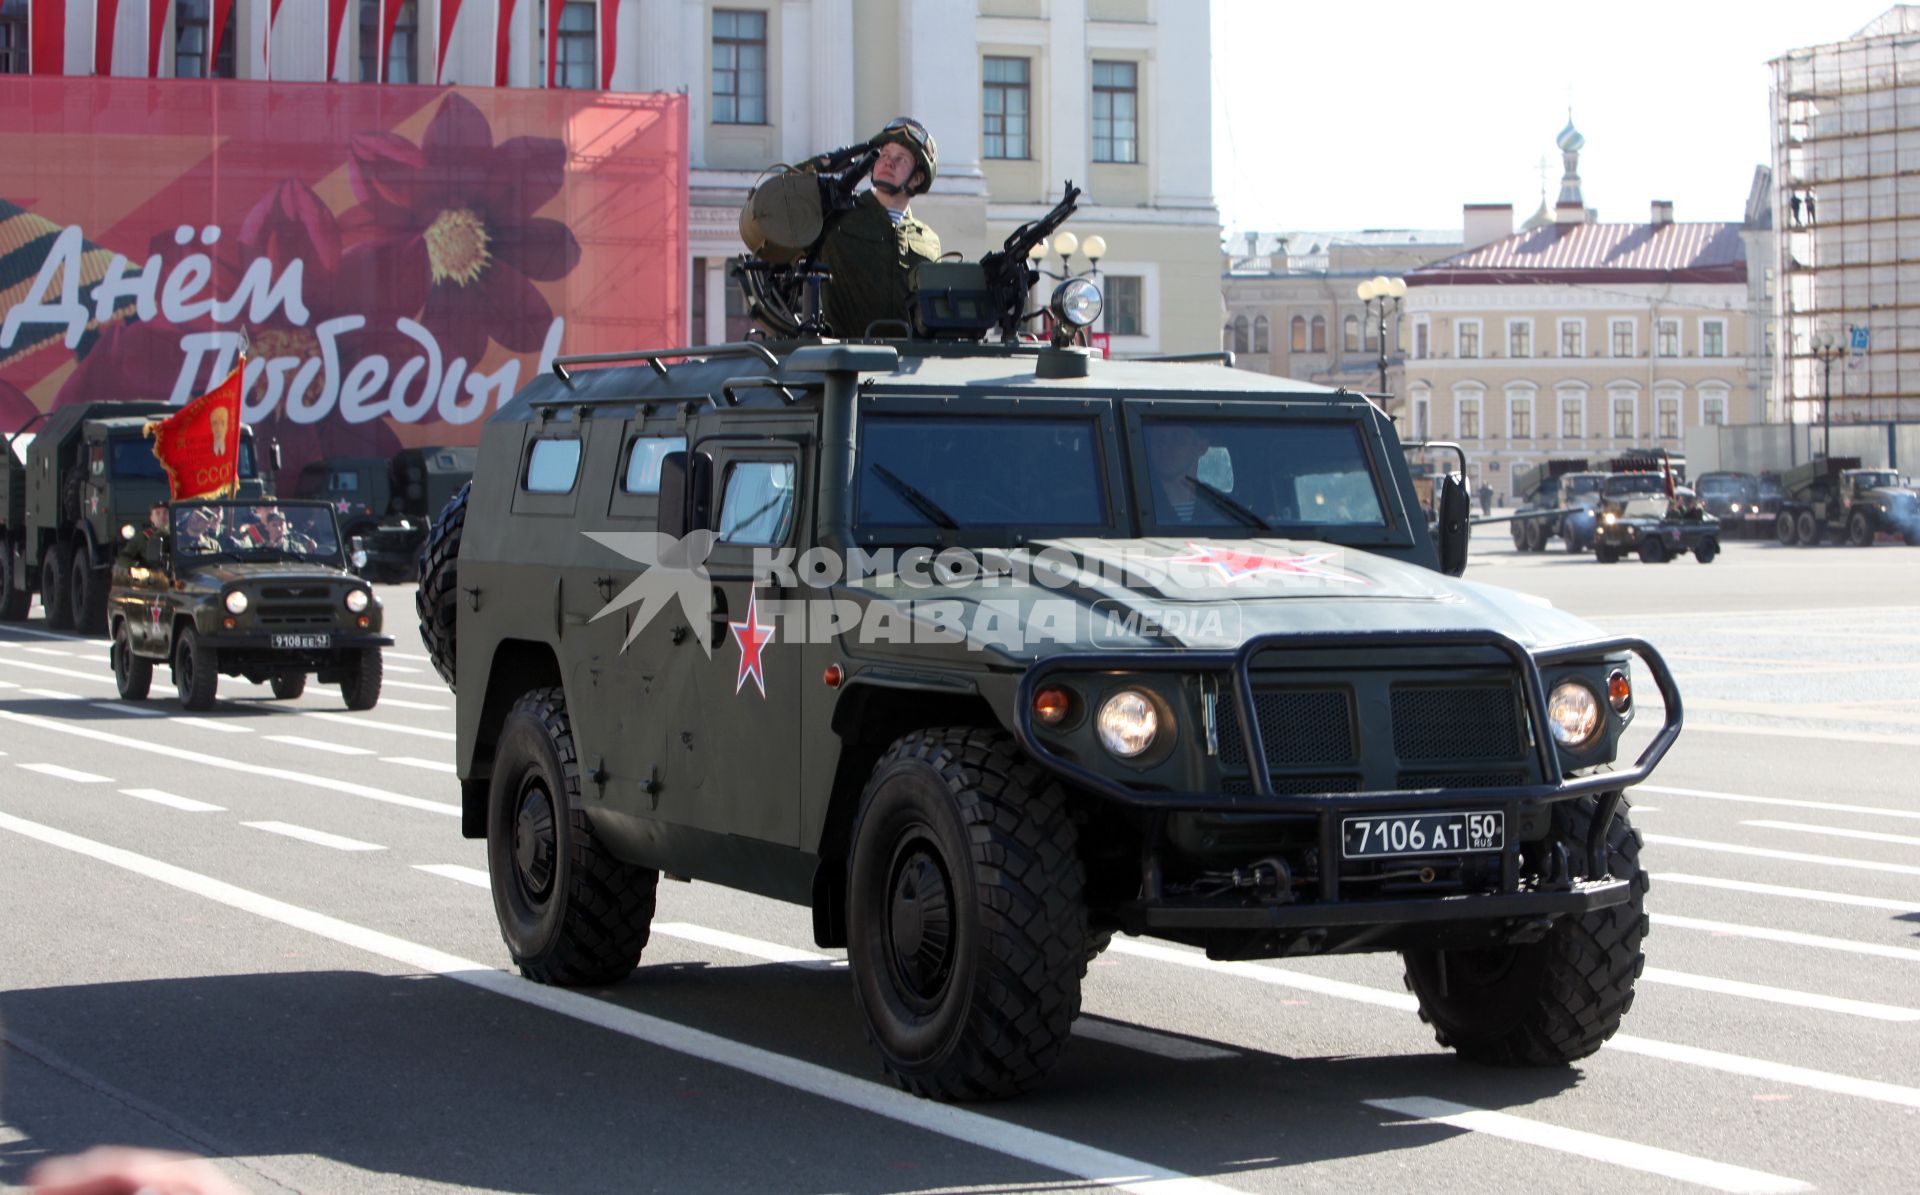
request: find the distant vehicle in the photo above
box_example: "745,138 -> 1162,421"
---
1509,459 -> 1605,553
1693,472 -> 1763,538
1774,459 -> 1919,547
294,446 -> 476,582
1594,489 -> 1721,564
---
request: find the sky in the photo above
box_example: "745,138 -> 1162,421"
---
1209,0 -> 1888,236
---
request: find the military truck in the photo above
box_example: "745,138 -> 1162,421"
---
1,401 -> 269,633
1774,458 -> 1920,547
294,446 -> 477,582
1509,459 -> 1606,553
1693,471 -> 1762,538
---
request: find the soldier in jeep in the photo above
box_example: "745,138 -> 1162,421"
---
804,117 -> 942,338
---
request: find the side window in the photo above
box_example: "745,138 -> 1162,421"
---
717,460 -> 796,545
329,469 -> 360,492
623,435 -> 688,494
524,439 -> 583,494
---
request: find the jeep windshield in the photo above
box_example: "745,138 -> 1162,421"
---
1135,416 -> 1385,532
1604,473 -> 1669,499
171,501 -> 344,564
1697,475 -> 1755,501
856,414 -> 1112,535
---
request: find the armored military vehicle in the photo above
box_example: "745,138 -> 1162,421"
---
295,446 -> 476,581
1507,459 -> 1604,553
1,401 -> 270,633
1693,471 -> 1762,538
1774,458 -> 1919,547
107,499 -> 387,709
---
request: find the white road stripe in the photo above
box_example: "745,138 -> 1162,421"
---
0,657 -> 113,685
381,662 -> 423,674
0,679 -> 17,687
306,711 -> 454,741
171,716 -> 254,734
1074,1019 -> 1238,1063
24,687 -> 74,699
1651,914 -> 1920,963
17,762 -> 111,783
120,788 -> 225,813
264,734 -> 374,756
375,697 -> 449,711
1110,940 -> 1417,1010
413,863 -> 489,887
0,811 -> 1237,1195
243,821 -> 385,851
1643,833 -> 1920,876
1366,1097 -> 1810,1195
0,626 -> 108,645
653,922 -> 839,967
1640,967 -> 1920,1021
91,700 -> 164,717
1742,819 -> 1920,848
382,679 -> 455,694
1655,873 -> 1920,913
1640,783 -> 1920,823
384,756 -> 456,773
25,646 -> 75,657
0,710 -> 458,818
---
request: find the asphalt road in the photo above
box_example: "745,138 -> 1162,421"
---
3,532 -> 1917,1194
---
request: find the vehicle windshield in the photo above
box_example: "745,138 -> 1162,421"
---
856,415 -> 1110,531
1853,471 -> 1900,490
1565,476 -> 1603,498
113,435 -> 258,480
172,501 -> 342,563
1137,417 -> 1386,530
1604,473 -> 1669,498
1758,477 -> 1784,499
1696,475 -> 1755,500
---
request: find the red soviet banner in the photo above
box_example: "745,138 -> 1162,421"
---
150,358 -> 246,501
0,79 -> 688,486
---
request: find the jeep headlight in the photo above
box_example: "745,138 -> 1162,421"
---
344,589 -> 371,613
224,591 -> 249,615
1096,689 -> 1159,758
1547,681 -> 1601,748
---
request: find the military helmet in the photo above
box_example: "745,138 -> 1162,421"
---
869,117 -> 937,195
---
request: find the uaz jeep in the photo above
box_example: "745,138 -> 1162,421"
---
420,335 -> 1681,1101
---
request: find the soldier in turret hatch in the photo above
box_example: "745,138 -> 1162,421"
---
804,117 -> 942,339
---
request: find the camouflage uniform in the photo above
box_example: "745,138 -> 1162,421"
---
816,192 -> 942,339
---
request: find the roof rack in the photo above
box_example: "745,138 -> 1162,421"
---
1135,351 -> 1236,367
551,341 -> 780,383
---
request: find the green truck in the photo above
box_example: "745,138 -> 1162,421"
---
2,401 -> 269,632
1774,458 -> 1919,547
294,446 -> 477,582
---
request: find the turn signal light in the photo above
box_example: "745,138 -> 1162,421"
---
1606,669 -> 1632,713
1033,686 -> 1072,726
822,663 -> 844,688
356,615 -> 371,628
221,616 -> 236,629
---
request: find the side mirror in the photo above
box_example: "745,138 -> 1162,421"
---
657,451 -> 714,539
1436,473 -> 1471,577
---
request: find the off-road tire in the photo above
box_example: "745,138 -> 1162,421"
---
1796,510 -> 1821,546
417,481 -> 466,690
111,620 -> 152,700
40,541 -> 72,630
1594,544 -> 1619,564
70,546 -> 108,634
340,648 -> 382,711
846,727 -> 1088,1102
487,687 -> 658,985
271,672 -> 307,700
1522,520 -> 1546,553
1775,511 -> 1797,546
1403,795 -> 1647,1066
1847,509 -> 1874,547
1509,520 -> 1526,551
1694,538 -> 1718,564
1637,538 -> 1667,564
174,626 -> 217,710
0,545 -> 30,621
1906,530 -> 1919,547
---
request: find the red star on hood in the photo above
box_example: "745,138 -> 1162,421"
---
729,588 -> 775,697
1164,542 -> 1369,586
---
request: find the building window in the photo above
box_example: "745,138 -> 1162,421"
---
1458,320 -> 1480,359
1343,315 -> 1359,353
1560,394 -> 1584,438
1103,275 -> 1143,336
1414,321 -> 1429,359
1765,322 -> 1776,356
1290,316 -> 1307,353
1091,61 -> 1139,163
177,0 -> 236,78
1611,319 -> 1634,357
713,9 -> 768,124
1252,315 -> 1269,354
1560,320 -> 1583,358
1230,316 -> 1249,354
1612,396 -> 1635,439
1508,320 -> 1531,358
1365,316 -> 1379,351
1656,319 -> 1679,357
1702,391 -> 1728,425
1657,395 -> 1680,439
1309,315 -> 1326,353
982,57 -> 1030,159
553,1 -> 596,89
1412,395 -> 1430,441
1458,395 -> 1482,439
1703,319 -> 1726,357
0,0 -> 26,74
1509,393 -> 1533,440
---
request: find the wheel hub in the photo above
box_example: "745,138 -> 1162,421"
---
886,839 -> 954,1006
513,784 -> 556,899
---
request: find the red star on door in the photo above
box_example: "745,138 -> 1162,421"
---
729,588 -> 775,697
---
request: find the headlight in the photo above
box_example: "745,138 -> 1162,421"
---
1096,689 -> 1159,758
1547,681 -> 1601,748
120,523 -> 137,541
224,591 -> 249,615
351,548 -> 369,569
1050,277 -> 1104,329
345,589 -> 371,613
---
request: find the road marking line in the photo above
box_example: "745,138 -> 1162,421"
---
1654,873 -> 1920,913
1742,819 -> 1920,848
1641,967 -> 1920,1021
242,820 -> 386,851
1643,833 -> 1920,876
1365,1097 -> 1810,1195
381,662 -> 423,674
24,687 -> 75,699
382,679 -> 454,694
0,811 -> 1238,1195
24,646 -> 75,657
0,657 -> 114,685
17,762 -> 111,783
305,711 -> 454,741
384,650 -> 432,662
0,679 -> 17,687
0,710 -> 459,818
413,863 -> 488,887
653,922 -> 838,967
374,697 -> 450,711
1681,722 -> 1920,749
1114,936 -> 1920,1110
263,734 -> 375,756
120,788 -> 224,813
1651,914 -> 1920,963
1639,784 -> 1920,823
1073,1019 -> 1238,1063
0,626 -> 109,645
91,700 -> 164,717
384,756 -> 456,773
171,716 -> 254,734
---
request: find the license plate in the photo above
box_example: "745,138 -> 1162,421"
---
1342,810 -> 1503,859
271,633 -> 331,650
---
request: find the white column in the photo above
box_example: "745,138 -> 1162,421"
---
810,0 -> 854,153
780,0 -> 813,161
899,0 -> 981,189
705,260 -> 728,344
638,0 -> 682,91
1047,0 -> 1088,193
1154,1 -> 1213,208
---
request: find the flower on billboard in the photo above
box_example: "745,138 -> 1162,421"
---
348,94 -> 582,366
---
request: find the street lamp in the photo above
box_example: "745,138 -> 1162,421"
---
1356,275 -> 1408,395
1809,332 -> 1845,459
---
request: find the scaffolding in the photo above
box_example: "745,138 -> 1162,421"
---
1771,6 -> 1920,423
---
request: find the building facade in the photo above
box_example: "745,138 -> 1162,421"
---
7,0 -> 1220,354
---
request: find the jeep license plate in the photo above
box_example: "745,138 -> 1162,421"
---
1342,811 -> 1503,859
271,633 -> 331,650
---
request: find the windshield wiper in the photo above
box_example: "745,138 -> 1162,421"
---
1184,475 -> 1272,530
871,463 -> 960,530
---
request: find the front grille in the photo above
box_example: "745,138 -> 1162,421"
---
1399,770 -> 1529,790
1218,689 -> 1353,768
254,586 -> 335,627
1391,685 -> 1520,761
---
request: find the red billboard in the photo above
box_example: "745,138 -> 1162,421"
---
0,78 -> 687,484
